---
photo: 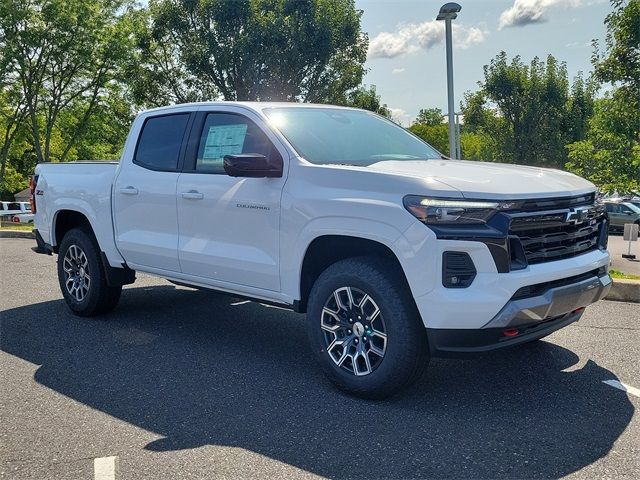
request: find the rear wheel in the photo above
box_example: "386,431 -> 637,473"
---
307,257 -> 429,399
57,228 -> 122,316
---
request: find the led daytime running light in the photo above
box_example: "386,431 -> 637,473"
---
418,198 -> 500,209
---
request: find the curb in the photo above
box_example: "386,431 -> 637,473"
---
0,229 -> 35,239
605,278 -> 640,303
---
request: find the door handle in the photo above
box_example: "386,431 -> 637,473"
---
181,191 -> 204,200
119,186 -> 138,195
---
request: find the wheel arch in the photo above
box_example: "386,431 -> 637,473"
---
53,209 -> 135,286
296,235 -> 413,313
52,209 -> 96,252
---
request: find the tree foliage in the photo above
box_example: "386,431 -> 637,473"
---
342,85 -> 390,118
1,0 -> 133,163
408,123 -> 448,154
123,5 -> 219,108
461,52 -> 593,169
565,0 -> 639,192
142,0 -> 368,103
413,108 -> 444,127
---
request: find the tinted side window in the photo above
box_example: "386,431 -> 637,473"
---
194,113 -> 277,173
134,114 -> 190,171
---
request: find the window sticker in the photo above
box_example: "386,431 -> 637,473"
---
200,124 -> 248,165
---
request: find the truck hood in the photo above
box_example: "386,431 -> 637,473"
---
368,159 -> 595,199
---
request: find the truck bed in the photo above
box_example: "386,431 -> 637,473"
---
34,161 -> 123,266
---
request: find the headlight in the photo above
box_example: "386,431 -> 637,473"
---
403,196 -> 509,225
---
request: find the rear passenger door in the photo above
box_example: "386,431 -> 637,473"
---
606,204 -> 624,227
114,111 -> 193,272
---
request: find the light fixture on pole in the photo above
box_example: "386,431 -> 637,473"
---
437,2 -> 462,159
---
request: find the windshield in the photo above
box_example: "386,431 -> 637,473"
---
626,202 -> 640,213
263,107 -> 441,166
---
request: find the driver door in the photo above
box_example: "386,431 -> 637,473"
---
176,108 -> 288,292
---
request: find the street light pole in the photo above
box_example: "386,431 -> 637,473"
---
437,3 -> 462,159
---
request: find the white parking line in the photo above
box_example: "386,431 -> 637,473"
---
602,380 -> 640,398
94,456 -> 118,480
230,300 -> 251,306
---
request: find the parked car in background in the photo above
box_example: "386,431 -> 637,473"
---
1,201 -> 33,223
11,212 -> 35,224
604,201 -> 640,231
0,201 -> 24,219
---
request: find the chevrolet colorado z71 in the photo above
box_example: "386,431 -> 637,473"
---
31,102 -> 611,398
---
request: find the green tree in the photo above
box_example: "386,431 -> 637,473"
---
342,85 -> 391,117
461,52 -> 593,168
124,6 -> 219,108
413,108 -> 444,127
1,0 -> 134,169
566,0 -> 639,192
148,0 -> 368,103
408,123 -> 448,154
460,132 -> 500,162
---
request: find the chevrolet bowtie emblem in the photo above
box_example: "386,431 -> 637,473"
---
565,206 -> 591,224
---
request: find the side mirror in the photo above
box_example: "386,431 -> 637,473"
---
223,153 -> 282,178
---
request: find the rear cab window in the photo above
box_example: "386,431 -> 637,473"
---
134,114 -> 191,171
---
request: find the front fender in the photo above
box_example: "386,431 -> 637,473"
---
281,216 -> 409,301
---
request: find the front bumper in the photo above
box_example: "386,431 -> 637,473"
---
427,272 -> 611,357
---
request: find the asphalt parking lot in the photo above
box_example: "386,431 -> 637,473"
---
1,237 -> 639,480
608,233 -> 640,276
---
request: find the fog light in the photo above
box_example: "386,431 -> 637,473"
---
442,252 -> 476,288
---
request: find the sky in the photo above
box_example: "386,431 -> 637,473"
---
355,0 -> 612,125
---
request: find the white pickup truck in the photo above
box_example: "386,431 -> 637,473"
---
31,102 -> 611,398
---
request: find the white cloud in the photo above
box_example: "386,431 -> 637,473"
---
389,107 -> 412,126
391,67 -> 406,74
565,40 -> 591,48
368,21 -> 487,59
459,27 -> 487,49
499,0 -> 582,29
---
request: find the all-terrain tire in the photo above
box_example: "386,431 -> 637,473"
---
57,227 -> 122,317
307,256 -> 429,399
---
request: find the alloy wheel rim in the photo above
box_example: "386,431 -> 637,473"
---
321,286 -> 387,376
63,244 -> 91,302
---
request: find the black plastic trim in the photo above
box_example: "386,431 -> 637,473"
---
100,252 -> 136,287
427,310 -> 582,357
510,269 -> 602,300
32,229 -> 53,255
442,251 -> 476,288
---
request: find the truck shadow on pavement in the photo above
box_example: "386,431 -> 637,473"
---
1,284 -> 634,479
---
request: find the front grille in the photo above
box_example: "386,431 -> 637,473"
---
508,204 -> 606,265
514,192 -> 595,212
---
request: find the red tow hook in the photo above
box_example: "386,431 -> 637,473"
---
503,328 -> 519,337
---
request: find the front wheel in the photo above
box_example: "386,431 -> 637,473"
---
57,228 -> 122,317
307,257 -> 429,399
